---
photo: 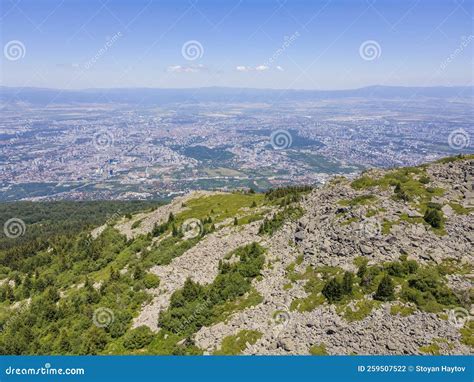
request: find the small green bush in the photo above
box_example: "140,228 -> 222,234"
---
322,278 -> 343,303
123,326 -> 154,350
374,275 -> 395,301
143,273 -> 160,289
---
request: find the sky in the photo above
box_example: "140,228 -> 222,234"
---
0,0 -> 473,90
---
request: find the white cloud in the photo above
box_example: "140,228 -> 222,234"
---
236,65 -> 250,72
236,65 -> 270,72
166,64 -> 207,73
276,65 -> 284,72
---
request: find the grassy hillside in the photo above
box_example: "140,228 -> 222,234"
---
0,187 -> 309,355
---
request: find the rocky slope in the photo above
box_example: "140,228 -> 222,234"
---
119,156 -> 474,355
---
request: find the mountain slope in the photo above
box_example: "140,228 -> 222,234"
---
0,156 -> 472,355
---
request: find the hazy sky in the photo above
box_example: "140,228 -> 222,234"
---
1,0 -> 473,89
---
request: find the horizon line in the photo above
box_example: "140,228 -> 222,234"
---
1,84 -> 473,93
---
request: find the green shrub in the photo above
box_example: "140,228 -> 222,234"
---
385,259 -> 418,277
123,326 -> 154,350
424,208 -> 442,228
401,268 -> 460,311
309,343 -> 328,355
258,206 -> 303,236
374,275 -> 395,301
143,273 -> 160,289
214,330 -> 262,355
342,271 -> 354,295
419,175 -> 430,184
159,243 -> 265,336
322,278 -> 343,303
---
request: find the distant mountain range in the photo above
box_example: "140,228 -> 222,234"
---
1,85 -> 472,106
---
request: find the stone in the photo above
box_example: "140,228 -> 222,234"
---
359,244 -> 374,254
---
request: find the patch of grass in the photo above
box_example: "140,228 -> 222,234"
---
291,292 -> 326,312
131,219 -> 143,229
419,343 -> 440,355
290,266 -> 342,312
214,330 -> 262,355
366,209 -> 378,218
449,203 -> 474,215
460,321 -> 474,348
237,212 -> 266,225
436,258 -> 472,276
285,263 -> 299,283
258,206 -> 304,236
399,213 -> 424,225
145,236 -> 201,266
143,331 -> 200,355
339,299 -> 380,322
433,337 -> 454,350
351,166 -> 446,221
351,176 -> 379,190
213,287 -> 263,323
353,257 -> 368,268
399,267 -> 461,313
435,154 -> 474,164
382,219 -> 395,235
309,343 -> 328,355
176,193 -> 264,227
341,217 -> 358,226
390,303 -> 415,317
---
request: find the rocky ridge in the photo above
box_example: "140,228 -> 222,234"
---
125,157 -> 473,354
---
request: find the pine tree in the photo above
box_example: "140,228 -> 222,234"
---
357,263 -> 367,280
424,208 -> 442,228
374,275 -> 395,301
110,266 -> 120,281
342,271 -> 354,295
133,265 -> 144,280
172,224 -> 178,237
5,284 -> 15,303
322,278 -> 343,303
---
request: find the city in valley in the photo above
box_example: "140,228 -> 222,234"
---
1,87 -> 472,201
